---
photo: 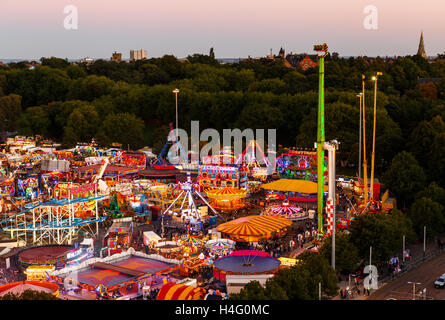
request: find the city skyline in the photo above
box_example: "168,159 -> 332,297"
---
1,0 -> 444,59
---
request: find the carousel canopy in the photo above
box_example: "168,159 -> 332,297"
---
213,250 -> 280,273
156,282 -> 206,300
267,203 -> 307,219
0,281 -> 58,297
181,235 -> 202,246
217,215 -> 292,242
261,179 -> 328,194
205,238 -> 235,255
206,188 -> 248,199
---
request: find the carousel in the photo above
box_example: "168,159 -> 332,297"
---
206,188 -> 248,211
205,238 -> 235,257
266,202 -> 308,221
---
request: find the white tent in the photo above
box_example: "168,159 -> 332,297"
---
143,231 -> 161,246
0,283 -> 54,296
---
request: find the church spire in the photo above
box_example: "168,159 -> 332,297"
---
417,31 -> 427,59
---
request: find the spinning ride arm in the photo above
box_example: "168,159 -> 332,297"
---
93,158 -> 109,183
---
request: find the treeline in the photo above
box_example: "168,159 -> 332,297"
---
0,52 -> 445,178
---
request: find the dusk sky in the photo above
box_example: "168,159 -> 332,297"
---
1,0 -> 444,59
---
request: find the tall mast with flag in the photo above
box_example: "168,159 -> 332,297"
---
314,43 -> 328,236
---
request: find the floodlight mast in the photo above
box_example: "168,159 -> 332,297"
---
314,43 -> 328,237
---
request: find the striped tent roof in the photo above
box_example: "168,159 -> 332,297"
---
156,282 -> 206,300
206,188 -> 248,199
217,215 -> 292,242
181,235 -> 202,246
261,179 -> 328,193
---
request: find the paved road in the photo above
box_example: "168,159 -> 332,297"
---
369,252 -> 445,300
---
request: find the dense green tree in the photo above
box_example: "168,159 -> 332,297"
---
382,151 -> 427,207
0,73 -> 7,97
416,182 -> 445,208
409,197 -> 445,239
5,66 -> 70,107
40,57 -> 70,69
349,211 -> 416,262
0,94 -> 22,133
229,281 -> 268,300
63,105 -> 100,146
248,78 -> 287,94
187,48 -> 218,65
408,115 -> 445,166
430,132 -> 445,187
17,106 -> 51,136
66,65 -> 87,79
68,75 -> 114,101
99,113 -> 145,149
319,233 -> 360,274
283,71 -> 308,94
139,63 -> 170,85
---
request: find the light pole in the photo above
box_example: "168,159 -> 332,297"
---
369,246 -> 372,267
408,282 -> 421,300
370,72 -> 382,204
423,226 -> 426,258
357,93 -> 363,180
361,75 -> 368,208
172,88 -> 180,138
348,274 -> 356,288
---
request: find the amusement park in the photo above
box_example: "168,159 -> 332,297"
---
0,42 -> 403,302
2,8 -> 445,308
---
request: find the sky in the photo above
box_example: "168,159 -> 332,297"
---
0,0 -> 444,59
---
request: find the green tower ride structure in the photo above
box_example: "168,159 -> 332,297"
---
314,43 -> 329,236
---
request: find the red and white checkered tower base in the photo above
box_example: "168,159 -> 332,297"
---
326,198 -> 334,236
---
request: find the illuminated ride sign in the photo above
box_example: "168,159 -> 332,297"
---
276,151 -> 328,182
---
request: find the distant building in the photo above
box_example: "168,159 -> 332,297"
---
417,31 -> 427,58
285,53 -> 318,71
111,51 -> 122,63
130,49 -> 147,61
80,57 -> 94,65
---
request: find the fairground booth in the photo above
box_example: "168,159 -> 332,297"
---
104,219 -> 134,255
76,164 -> 140,182
50,249 -> 180,300
138,166 -> 179,184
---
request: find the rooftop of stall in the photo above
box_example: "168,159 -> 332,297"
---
67,255 -> 177,289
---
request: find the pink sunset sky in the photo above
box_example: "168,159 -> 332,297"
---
0,0 -> 443,59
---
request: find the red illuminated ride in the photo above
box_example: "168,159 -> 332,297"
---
121,151 -> 146,169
